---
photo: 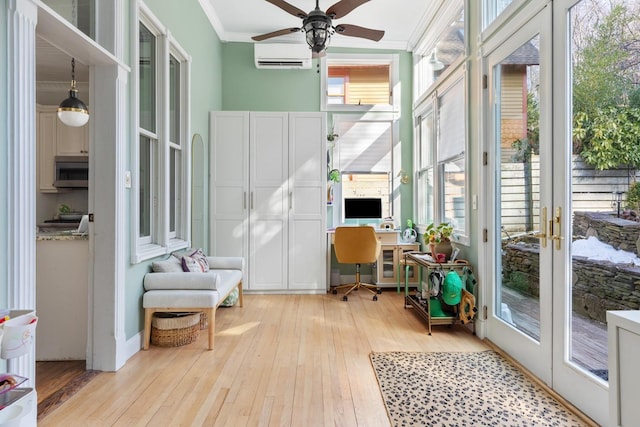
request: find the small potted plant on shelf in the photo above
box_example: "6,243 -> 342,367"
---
424,222 -> 454,261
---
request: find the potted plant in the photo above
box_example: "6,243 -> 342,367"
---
424,222 -> 454,261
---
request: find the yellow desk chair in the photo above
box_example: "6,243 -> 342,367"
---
331,226 -> 382,301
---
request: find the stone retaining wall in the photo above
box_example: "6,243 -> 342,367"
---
502,240 -> 640,323
573,211 -> 640,255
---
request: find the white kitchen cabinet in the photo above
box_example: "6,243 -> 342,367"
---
37,110 -> 59,192
210,111 -> 326,292
56,119 -> 89,155
37,105 -> 89,193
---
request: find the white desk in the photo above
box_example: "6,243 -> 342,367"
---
326,228 -> 419,289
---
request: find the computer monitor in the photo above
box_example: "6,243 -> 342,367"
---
344,198 -> 383,220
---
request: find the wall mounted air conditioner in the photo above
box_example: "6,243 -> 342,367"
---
254,43 -> 312,69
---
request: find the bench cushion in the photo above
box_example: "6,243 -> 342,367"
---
215,270 -> 242,296
143,289 -> 218,308
144,272 -> 220,291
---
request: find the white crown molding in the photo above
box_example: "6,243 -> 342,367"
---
226,31 -> 409,51
198,0 -> 228,42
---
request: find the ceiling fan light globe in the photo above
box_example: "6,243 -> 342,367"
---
303,11 -> 333,53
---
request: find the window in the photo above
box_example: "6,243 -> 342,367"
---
416,109 -> 435,226
413,2 -> 465,100
332,114 -> 394,223
138,22 -> 157,245
135,6 -> 190,262
321,54 -> 399,112
483,0 -> 518,30
415,75 -> 468,244
341,173 -> 391,221
328,64 -> 390,105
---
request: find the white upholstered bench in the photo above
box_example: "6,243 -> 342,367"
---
142,256 -> 244,350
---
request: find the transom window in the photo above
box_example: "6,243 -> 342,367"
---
328,64 -> 390,106
321,53 -> 399,112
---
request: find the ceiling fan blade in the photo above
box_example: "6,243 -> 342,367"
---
265,0 -> 308,19
251,27 -> 301,42
326,0 -> 370,19
334,24 -> 384,42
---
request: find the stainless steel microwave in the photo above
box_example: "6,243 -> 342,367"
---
54,155 -> 89,188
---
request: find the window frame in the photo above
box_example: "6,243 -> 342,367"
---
414,67 -> 470,245
320,53 -> 399,113
133,2 -> 191,264
331,112 -> 397,225
413,0 -> 466,105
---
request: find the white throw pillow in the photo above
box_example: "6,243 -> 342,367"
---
151,257 -> 183,273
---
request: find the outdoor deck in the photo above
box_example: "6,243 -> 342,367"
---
502,286 -> 609,377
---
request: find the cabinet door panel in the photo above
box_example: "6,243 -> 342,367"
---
56,122 -> 88,155
252,113 -> 287,183
210,112 -> 249,262
290,219 -> 325,290
250,219 -> 286,290
38,112 -> 58,192
210,219 -> 245,258
289,113 -> 326,291
250,113 -> 288,290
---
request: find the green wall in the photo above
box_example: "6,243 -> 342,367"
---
124,0 -> 223,339
221,42 -> 321,111
219,43 -> 415,278
221,43 -> 414,227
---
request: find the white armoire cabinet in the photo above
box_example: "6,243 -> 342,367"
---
209,111 -> 326,292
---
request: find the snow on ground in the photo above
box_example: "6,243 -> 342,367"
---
572,236 -> 640,266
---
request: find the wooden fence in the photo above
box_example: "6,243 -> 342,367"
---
501,155 -> 633,233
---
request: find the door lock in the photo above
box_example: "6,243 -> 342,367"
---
550,207 -> 564,250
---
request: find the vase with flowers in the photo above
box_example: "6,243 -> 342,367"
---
424,222 -> 454,261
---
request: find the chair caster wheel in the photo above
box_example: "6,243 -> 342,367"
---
376,289 -> 382,294
332,289 -> 337,295
373,295 -> 378,301
343,296 -> 348,301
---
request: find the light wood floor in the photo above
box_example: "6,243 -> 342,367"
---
39,291 -> 488,426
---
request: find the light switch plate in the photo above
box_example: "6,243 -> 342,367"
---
125,171 -> 131,188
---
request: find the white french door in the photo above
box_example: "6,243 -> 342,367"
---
485,1 -> 608,425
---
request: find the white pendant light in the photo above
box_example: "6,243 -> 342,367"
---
57,58 -> 89,127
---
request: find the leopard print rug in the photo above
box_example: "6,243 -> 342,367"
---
369,351 -> 588,427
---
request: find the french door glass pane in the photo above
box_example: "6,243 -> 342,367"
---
496,35 -> 541,341
567,0 -> 640,380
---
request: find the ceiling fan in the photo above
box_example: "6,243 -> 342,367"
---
251,0 -> 385,56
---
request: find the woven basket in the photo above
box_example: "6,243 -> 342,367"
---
199,312 -> 208,330
151,312 -> 200,347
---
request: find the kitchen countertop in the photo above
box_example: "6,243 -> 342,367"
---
36,231 -> 88,241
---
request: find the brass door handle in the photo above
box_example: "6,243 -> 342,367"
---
532,207 -> 548,248
551,207 -> 564,250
